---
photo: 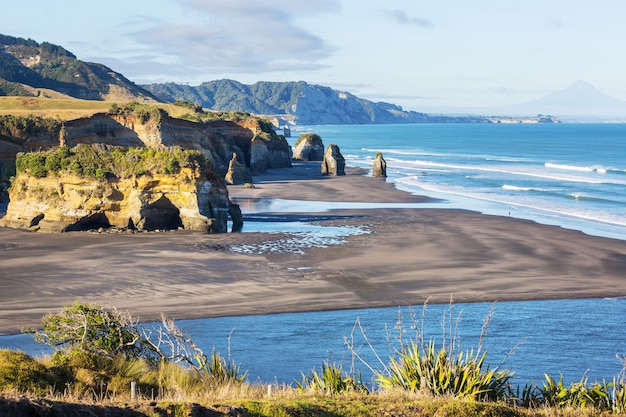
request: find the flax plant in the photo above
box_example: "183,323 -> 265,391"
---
296,361 -> 369,395
346,300 -> 514,401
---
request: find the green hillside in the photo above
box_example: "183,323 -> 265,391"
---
0,34 -> 156,101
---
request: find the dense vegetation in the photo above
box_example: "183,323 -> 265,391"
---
1,302 -> 625,416
15,144 -> 209,179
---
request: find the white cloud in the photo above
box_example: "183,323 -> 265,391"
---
386,9 -> 434,28
120,0 -> 339,79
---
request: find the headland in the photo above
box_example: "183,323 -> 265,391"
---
2,162 -> 626,334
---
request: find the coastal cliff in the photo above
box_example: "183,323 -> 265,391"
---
0,105 -> 292,203
0,145 -> 233,233
63,109 -> 292,176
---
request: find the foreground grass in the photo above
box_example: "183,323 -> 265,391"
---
3,302 -> 624,416
2,390 -> 623,417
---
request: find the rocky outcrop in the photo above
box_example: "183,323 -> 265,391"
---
292,133 -> 324,161
224,153 -> 252,185
321,144 -> 345,176
63,113 -> 292,177
372,152 -> 387,177
0,168 -> 231,233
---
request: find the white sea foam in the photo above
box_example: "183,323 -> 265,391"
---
502,185 -> 544,192
545,162 -> 595,172
396,176 -> 626,231
385,158 -> 626,186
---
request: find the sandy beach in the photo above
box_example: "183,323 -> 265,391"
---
1,162 -> 626,335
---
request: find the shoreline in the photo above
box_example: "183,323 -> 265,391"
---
2,162 -> 626,335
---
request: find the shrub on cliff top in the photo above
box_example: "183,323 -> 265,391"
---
107,101 -> 165,124
15,144 -> 210,180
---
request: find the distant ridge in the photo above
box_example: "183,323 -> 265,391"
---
142,79 -> 435,125
142,80 -> 557,125
506,80 -> 626,120
0,34 -> 156,101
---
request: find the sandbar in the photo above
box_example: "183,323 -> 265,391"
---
1,162 -> 626,335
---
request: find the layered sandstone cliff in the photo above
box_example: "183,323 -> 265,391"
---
0,109 -> 292,201
0,146 -> 237,233
62,112 -> 292,176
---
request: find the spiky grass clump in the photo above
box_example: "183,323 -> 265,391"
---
376,340 -> 513,401
347,301 -> 514,402
296,361 -> 369,395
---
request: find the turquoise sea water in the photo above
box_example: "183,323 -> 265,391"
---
2,123 -> 626,388
292,123 -> 626,240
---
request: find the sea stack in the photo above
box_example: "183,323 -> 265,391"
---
292,133 -> 325,161
321,144 -> 345,176
372,152 -> 387,177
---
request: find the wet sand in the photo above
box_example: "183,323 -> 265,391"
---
1,162 -> 626,334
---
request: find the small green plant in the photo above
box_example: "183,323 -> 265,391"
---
539,373 -> 610,410
0,114 -> 63,145
296,361 -> 368,395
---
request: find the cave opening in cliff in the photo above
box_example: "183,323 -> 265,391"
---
139,195 -> 183,231
64,212 -> 111,232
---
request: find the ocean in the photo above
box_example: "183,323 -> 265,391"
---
292,123 -> 626,241
2,123 -> 626,389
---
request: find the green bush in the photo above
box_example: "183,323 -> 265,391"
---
25,301 -> 151,362
107,101 -> 165,123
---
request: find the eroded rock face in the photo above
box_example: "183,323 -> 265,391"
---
372,153 -> 387,178
0,168 -> 230,233
63,113 -> 292,176
225,153 -> 252,185
292,133 -> 324,161
321,144 -> 345,176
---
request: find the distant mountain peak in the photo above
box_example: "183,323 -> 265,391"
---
538,80 -> 625,107
506,80 -> 626,119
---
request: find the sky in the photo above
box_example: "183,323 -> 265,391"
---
3,0 -> 626,113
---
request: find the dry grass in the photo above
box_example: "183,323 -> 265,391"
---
0,96 -> 191,121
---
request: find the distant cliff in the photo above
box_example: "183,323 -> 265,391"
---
142,80 -> 433,125
143,80 -> 558,125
